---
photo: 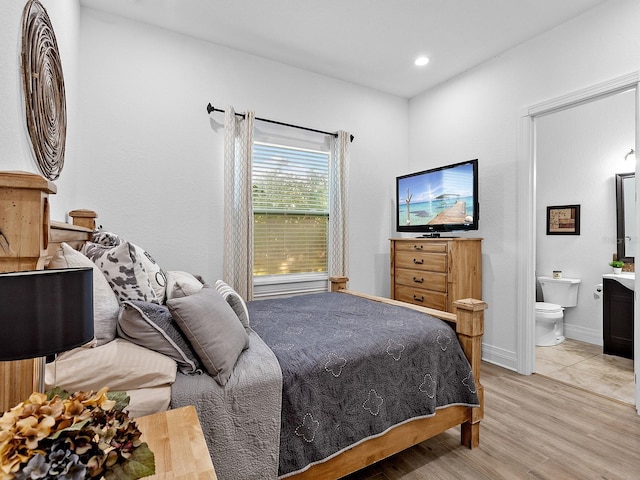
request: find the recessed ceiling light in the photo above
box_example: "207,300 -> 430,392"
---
414,56 -> 430,66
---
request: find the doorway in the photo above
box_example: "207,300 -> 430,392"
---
516,72 -> 640,413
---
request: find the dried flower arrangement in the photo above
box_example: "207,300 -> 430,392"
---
0,388 -> 154,480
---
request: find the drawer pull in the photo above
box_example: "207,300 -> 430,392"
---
413,244 -> 424,250
413,258 -> 424,265
413,295 -> 425,302
413,276 -> 424,283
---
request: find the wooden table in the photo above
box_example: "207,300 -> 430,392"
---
135,405 -> 217,479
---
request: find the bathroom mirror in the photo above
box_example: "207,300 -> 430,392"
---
615,172 -> 635,262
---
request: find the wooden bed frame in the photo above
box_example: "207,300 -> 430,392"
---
0,171 -> 486,480
284,278 -> 486,479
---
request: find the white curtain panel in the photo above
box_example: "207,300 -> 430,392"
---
223,107 -> 255,300
329,131 -> 351,278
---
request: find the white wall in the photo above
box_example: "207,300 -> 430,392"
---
1,1 -> 35,173
75,9 -> 408,294
536,89 -> 635,345
0,0 -> 81,220
408,0 -> 640,369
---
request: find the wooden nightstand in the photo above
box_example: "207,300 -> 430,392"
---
135,405 -> 217,479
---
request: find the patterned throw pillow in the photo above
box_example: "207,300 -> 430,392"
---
214,280 -> 250,330
90,230 -> 167,304
83,241 -> 159,304
130,243 -> 167,303
91,230 -> 124,247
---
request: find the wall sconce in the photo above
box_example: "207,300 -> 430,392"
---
0,267 -> 94,395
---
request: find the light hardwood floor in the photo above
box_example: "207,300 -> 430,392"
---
535,339 -> 634,405
342,362 -> 640,480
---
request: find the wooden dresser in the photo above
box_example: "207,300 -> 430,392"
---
390,238 -> 482,312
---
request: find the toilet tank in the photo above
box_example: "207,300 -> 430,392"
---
537,276 -> 581,307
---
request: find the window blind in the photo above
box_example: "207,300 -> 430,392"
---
253,142 -> 329,277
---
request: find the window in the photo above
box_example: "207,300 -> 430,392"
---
252,141 -> 330,297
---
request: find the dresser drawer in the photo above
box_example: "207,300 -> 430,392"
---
394,241 -> 447,253
395,268 -> 447,292
395,251 -> 447,273
395,285 -> 447,310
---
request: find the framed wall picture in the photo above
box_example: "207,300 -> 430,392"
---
547,204 -> 580,235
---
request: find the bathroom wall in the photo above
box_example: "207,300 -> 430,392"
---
535,88 -> 636,345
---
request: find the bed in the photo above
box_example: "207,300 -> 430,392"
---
0,171 -> 486,480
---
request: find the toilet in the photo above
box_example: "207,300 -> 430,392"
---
535,276 -> 581,346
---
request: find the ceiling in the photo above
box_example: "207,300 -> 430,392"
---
79,0 -> 610,99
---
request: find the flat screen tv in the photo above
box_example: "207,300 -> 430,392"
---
396,159 -> 479,236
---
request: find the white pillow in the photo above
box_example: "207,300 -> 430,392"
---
48,243 -> 120,345
83,241 -> 159,304
165,271 -> 203,301
44,338 -> 177,392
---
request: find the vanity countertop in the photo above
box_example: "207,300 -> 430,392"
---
602,272 -> 635,291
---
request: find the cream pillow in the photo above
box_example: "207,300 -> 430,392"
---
48,243 -> 120,345
122,386 -> 171,418
45,338 -> 177,392
165,271 -> 203,301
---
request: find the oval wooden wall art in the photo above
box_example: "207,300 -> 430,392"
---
21,0 -> 67,181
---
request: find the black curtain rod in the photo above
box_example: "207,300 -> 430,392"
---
206,103 -> 354,142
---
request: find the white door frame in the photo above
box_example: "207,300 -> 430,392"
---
516,72 -> 640,414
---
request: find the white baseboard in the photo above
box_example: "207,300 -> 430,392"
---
564,323 -> 603,346
481,343 -> 518,371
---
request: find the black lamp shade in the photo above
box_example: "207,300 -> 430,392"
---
0,267 -> 94,361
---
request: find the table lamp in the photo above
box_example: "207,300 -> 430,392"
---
0,267 -> 94,396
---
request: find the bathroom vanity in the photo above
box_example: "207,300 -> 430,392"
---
602,275 -> 634,359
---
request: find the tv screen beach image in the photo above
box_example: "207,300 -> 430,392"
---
398,163 -> 475,226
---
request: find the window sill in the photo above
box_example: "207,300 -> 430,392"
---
253,273 -> 328,299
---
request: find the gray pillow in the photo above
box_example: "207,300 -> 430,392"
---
214,279 -> 250,330
118,301 -> 201,374
167,284 -> 249,385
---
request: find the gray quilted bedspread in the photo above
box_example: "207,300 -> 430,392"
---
248,292 -> 479,478
171,329 -> 282,480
